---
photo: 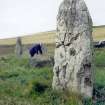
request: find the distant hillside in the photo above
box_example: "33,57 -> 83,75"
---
93,25 -> 105,28
0,26 -> 105,45
93,26 -> 105,41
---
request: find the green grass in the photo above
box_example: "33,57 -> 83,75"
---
0,47 -> 105,105
0,55 -> 83,105
94,48 -> 105,86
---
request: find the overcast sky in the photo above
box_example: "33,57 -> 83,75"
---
0,0 -> 105,39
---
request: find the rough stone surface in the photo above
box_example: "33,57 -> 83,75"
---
52,0 -> 94,97
29,56 -> 54,68
15,37 -> 23,57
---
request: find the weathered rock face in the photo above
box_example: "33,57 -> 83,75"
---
29,55 -> 54,68
52,0 -> 93,97
15,37 -> 23,57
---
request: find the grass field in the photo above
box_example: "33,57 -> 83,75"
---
0,31 -> 56,45
0,44 -> 105,105
0,26 -> 105,45
0,26 -> 105,105
0,44 -> 83,105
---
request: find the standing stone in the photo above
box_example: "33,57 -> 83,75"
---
52,0 -> 94,97
15,37 -> 23,57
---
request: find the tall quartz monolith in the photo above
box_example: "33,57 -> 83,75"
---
52,0 -> 94,97
15,37 -> 23,57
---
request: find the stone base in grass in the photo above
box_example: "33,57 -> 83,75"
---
29,55 -> 54,68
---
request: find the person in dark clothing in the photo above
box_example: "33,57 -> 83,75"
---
29,44 -> 43,57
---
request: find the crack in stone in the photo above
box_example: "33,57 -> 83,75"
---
53,0 -> 93,98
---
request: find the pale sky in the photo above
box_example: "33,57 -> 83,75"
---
0,0 -> 105,39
